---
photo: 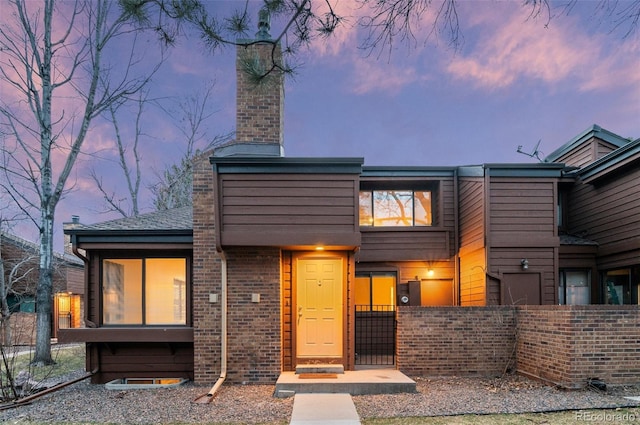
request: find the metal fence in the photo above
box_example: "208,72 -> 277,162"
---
355,305 -> 395,366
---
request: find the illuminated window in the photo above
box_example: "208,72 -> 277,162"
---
102,257 -> 187,325
355,273 -> 396,311
359,190 -> 432,227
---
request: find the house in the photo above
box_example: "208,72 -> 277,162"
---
0,231 -> 84,345
60,29 -> 640,387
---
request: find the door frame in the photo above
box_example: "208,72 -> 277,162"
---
292,251 -> 348,366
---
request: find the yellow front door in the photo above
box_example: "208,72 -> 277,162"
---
296,258 -> 343,358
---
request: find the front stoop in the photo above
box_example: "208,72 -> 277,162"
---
274,368 -> 416,398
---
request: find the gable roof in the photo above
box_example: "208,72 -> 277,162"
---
1,231 -> 83,267
543,124 -> 631,163
571,137 -> 640,183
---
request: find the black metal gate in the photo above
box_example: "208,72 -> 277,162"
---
355,305 -> 395,366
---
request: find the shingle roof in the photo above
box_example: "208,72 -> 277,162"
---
73,207 -> 193,232
560,233 -> 599,246
1,231 -> 83,266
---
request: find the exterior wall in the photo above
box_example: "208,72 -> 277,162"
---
216,172 -> 360,248
3,312 -> 36,345
569,165 -> 640,270
192,152 -> 223,385
359,230 -> 450,262
355,260 -> 456,306
487,177 -> 559,305
518,305 -> 640,388
554,138 -> 619,168
397,307 -> 517,377
224,246 -> 281,384
282,252 -> 293,371
458,177 -> 486,306
397,305 -> 640,388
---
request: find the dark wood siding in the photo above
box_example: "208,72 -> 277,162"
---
569,165 -> 640,269
88,342 -> 194,384
487,178 -> 559,305
65,249 -> 195,384
358,229 -> 450,262
218,174 -> 360,248
556,138 -> 621,168
460,248 -> 487,306
459,178 -> 484,252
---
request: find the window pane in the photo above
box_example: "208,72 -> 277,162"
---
355,276 -> 372,311
373,190 -> 413,226
359,192 -> 373,226
371,275 -> 396,310
414,191 -> 432,226
146,258 -> 187,325
561,270 -> 590,305
103,259 -> 142,325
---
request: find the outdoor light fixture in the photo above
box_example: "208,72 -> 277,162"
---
427,268 -> 434,277
521,259 -> 529,270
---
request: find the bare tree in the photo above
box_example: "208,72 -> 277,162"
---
90,93 -> 148,217
151,83 -> 233,210
0,0 -> 161,365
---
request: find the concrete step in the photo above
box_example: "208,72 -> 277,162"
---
289,393 -> 360,425
295,364 -> 344,375
275,368 -> 416,398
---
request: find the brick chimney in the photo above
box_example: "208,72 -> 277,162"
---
215,8 -> 284,157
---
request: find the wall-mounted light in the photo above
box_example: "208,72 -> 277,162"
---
315,246 -> 325,251
427,268 -> 434,277
520,259 -> 529,270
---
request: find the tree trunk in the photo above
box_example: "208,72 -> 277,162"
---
33,206 -> 54,365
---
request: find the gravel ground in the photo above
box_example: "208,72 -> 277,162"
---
2,372 -> 640,424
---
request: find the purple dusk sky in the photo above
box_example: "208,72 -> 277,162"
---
2,1 -> 639,249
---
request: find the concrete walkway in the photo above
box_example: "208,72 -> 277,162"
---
289,393 -> 360,425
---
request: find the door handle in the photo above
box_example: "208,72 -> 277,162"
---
298,306 -> 303,324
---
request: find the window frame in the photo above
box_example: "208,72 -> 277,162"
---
558,269 -> 591,305
99,252 -> 191,327
359,183 -> 437,228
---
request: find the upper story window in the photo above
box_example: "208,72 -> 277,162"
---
359,190 -> 432,227
102,257 -> 188,326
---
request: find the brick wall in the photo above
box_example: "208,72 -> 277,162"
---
397,305 -> 640,389
192,151 -> 222,384
225,246 -> 281,384
397,307 -> 517,377
517,305 -> 640,388
235,42 -> 283,145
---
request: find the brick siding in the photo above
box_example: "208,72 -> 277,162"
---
224,246 -> 281,384
192,151 -> 222,384
397,305 -> 640,389
517,305 -> 640,388
397,307 -> 517,377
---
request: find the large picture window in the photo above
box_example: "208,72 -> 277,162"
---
102,257 -> 187,325
359,190 -> 432,227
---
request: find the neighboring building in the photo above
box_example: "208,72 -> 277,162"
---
60,31 -> 640,385
0,231 -> 84,344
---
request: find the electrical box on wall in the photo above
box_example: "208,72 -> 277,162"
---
397,281 -> 421,306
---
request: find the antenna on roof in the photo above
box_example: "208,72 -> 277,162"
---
517,139 -> 543,162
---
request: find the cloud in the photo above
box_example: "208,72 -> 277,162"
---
445,3 -> 640,93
